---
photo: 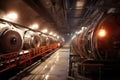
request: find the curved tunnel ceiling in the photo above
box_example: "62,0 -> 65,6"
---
0,0 -> 120,40
23,0 -> 120,36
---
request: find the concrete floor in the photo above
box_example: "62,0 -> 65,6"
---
21,44 -> 70,80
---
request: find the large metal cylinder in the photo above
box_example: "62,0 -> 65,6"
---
31,35 -> 41,48
0,30 -> 22,53
23,31 -> 40,50
72,13 -> 120,61
94,14 -> 120,61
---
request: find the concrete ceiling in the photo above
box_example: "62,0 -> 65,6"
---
0,0 -> 120,40
23,0 -> 120,36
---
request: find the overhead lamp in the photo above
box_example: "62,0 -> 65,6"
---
41,29 -> 48,33
53,34 -> 56,37
76,0 -> 84,9
31,23 -> 39,29
3,11 -> 18,21
49,32 -> 53,35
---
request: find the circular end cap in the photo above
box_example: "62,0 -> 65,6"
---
0,30 -> 22,53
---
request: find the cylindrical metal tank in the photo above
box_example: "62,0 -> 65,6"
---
93,13 -> 120,61
23,30 -> 41,50
0,29 -> 22,53
72,13 -> 120,62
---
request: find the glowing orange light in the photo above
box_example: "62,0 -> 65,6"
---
98,29 -> 106,37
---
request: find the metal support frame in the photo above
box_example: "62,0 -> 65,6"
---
0,43 -> 59,73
